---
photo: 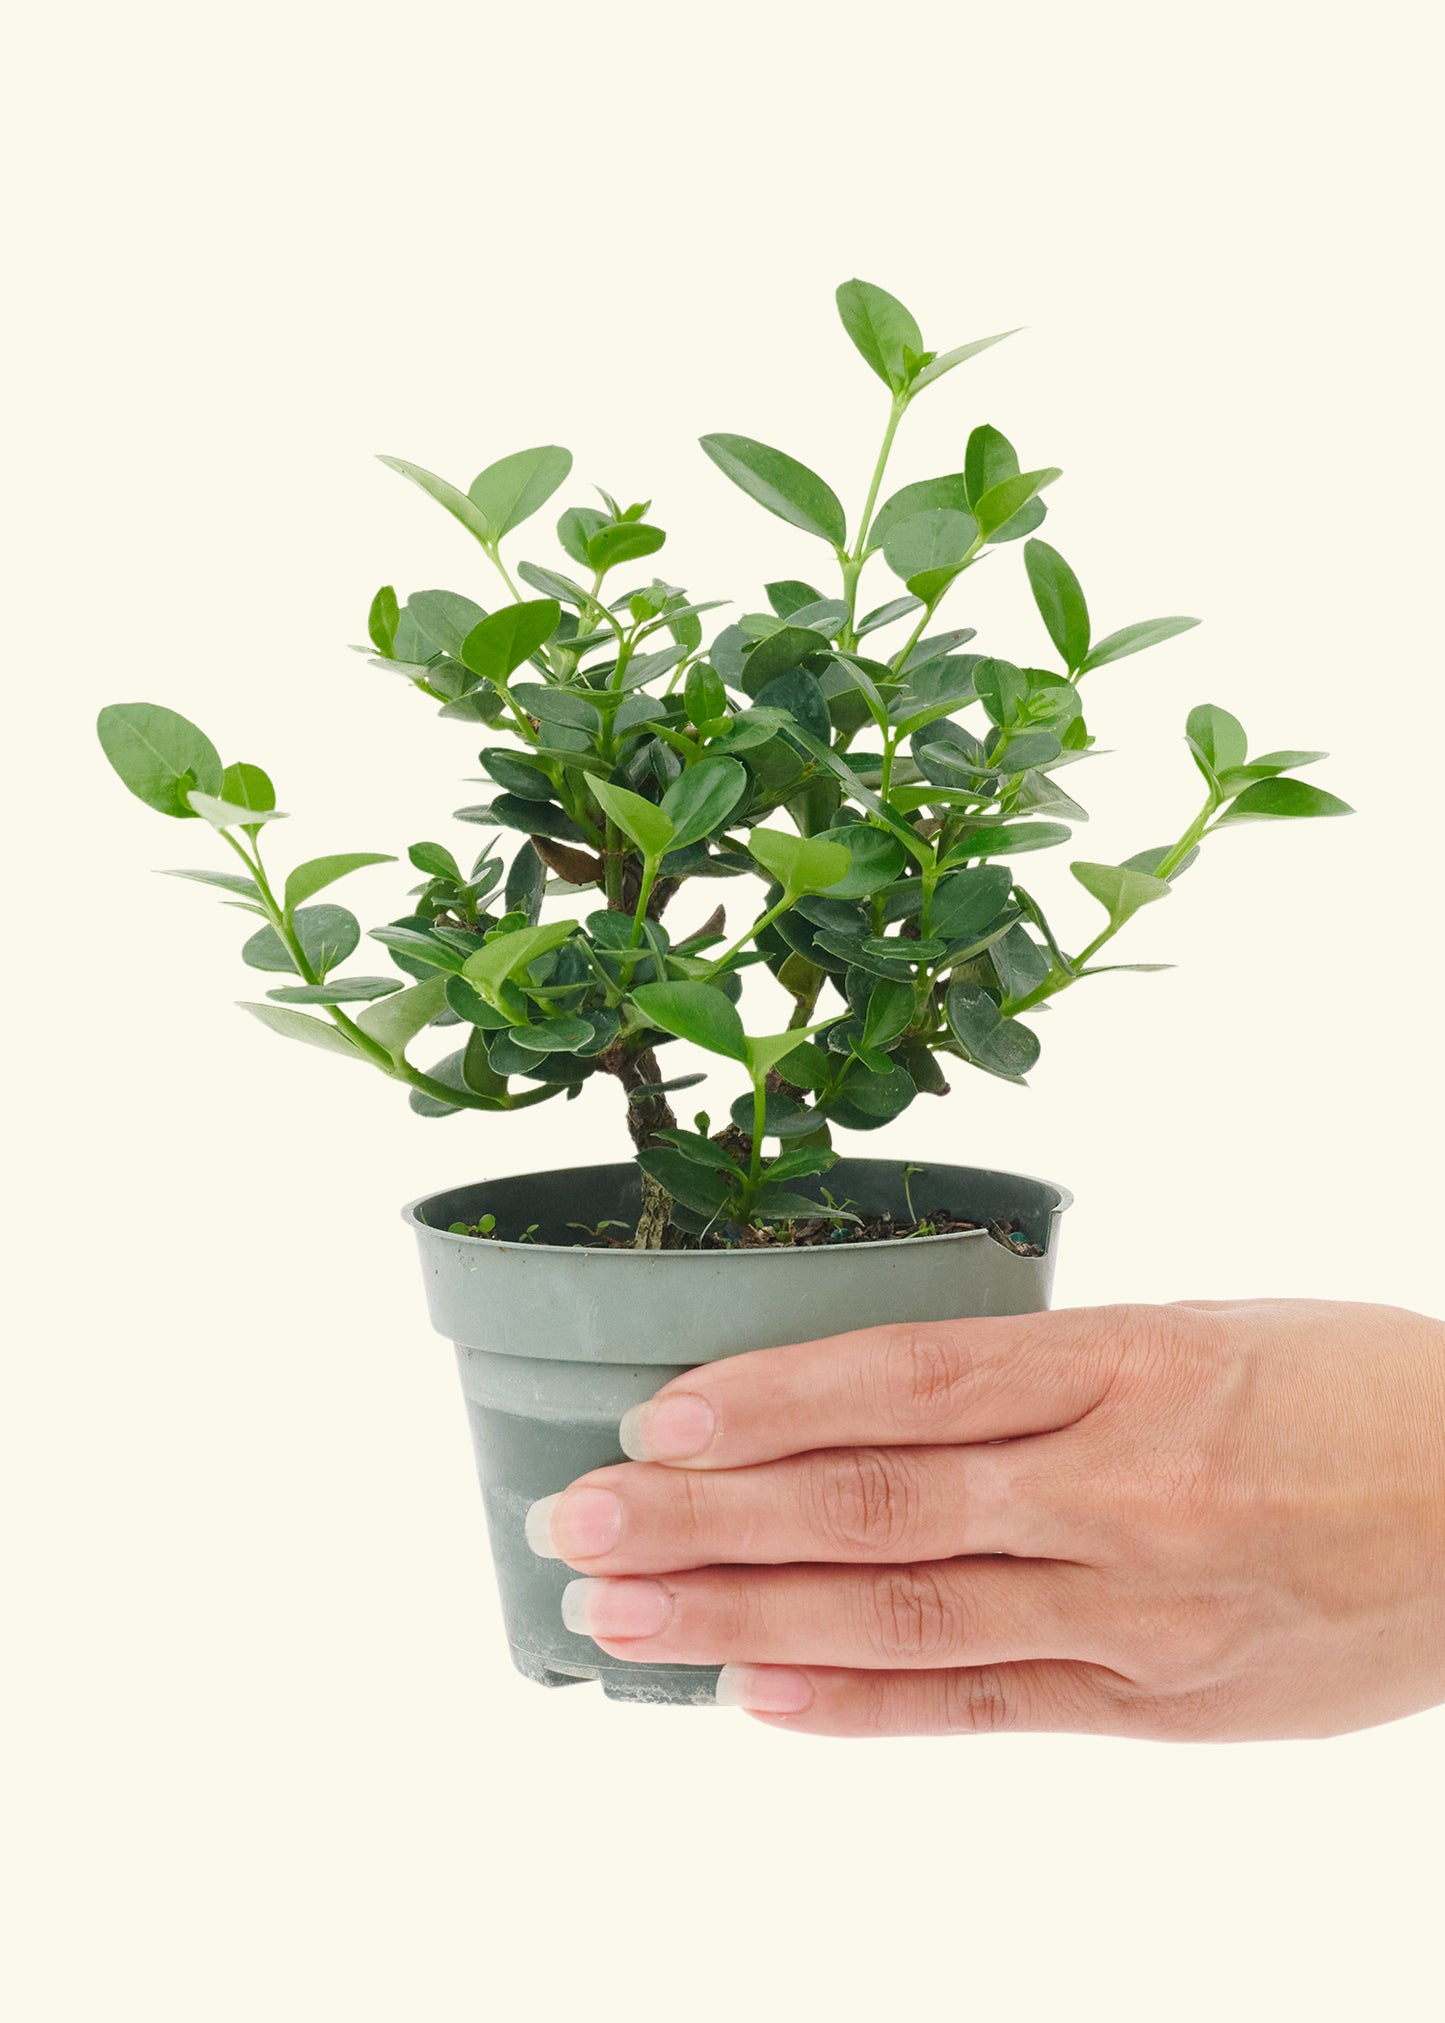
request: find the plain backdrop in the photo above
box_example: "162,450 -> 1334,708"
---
4,2 -> 1442,2018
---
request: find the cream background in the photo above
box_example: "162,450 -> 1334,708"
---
4,1 -> 1442,2017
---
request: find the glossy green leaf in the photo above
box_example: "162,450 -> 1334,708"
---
219,762 -> 275,827
557,505 -> 607,566
377,455 -> 493,546
857,593 -> 923,636
355,972 -> 451,1060
635,1148 -> 734,1218
816,824 -> 907,898
631,981 -> 749,1062
463,918 -> 580,995
467,445 -> 572,539
882,508 -> 977,585
158,867 -> 260,897
931,865 -> 1013,939
765,580 -> 824,617
868,477 -> 973,553
835,278 -> 923,391
661,758 -> 748,851
238,1001 -> 363,1059
460,601 -> 561,687
1081,615 -> 1200,673
941,822 -> 1071,865
1214,779 -> 1353,824
1024,539 -> 1090,671
97,703 -> 223,818
825,1058 -> 916,1130
943,984 -> 1040,1078
747,827 -> 850,896
266,976 -> 404,1004
588,777 -> 675,858
408,840 -> 462,882
586,521 -> 667,571
972,467 -> 1062,540
368,585 -> 399,654
243,904 -> 359,977
1071,860 -> 1172,927
283,852 -> 394,914
700,433 -> 846,546
1185,703 -> 1248,776
185,790 -> 287,831
909,329 -> 1020,393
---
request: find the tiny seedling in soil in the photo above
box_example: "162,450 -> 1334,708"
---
97,279 -> 1349,1249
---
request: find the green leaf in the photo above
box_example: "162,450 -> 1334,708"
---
588,777 -> 675,858
243,904 -> 360,977
505,840 -> 545,923
405,590 -> 490,660
185,790 -> 288,831
377,455 -> 494,546
748,827 -> 850,897
355,972 -> 451,1061
462,918 -> 580,995
508,1014 -> 597,1054
661,757 -> 748,852
283,852 -> 394,913
369,925 -> 470,974
1185,703 -> 1248,776
368,585 -> 400,654
219,763 -> 275,831
1214,779 -> 1353,824
763,1145 -> 838,1185
557,505 -> 607,566
868,477 -> 973,553
825,1058 -> 916,1130
857,593 -> 923,636
97,702 -> 223,818
963,425 -> 1019,507
586,521 -> 667,571
632,980 -> 749,1062
266,976 -> 404,1004
636,1148 -> 735,1218
943,984 -> 1040,1079
1081,616 -> 1200,673
972,468 -> 1063,541
408,840 -> 463,882
238,1002 -> 364,1059
863,976 -> 914,1049
882,508 -> 977,586
909,329 -> 1020,394
816,824 -> 907,898
509,683 -> 602,733
685,661 -> 728,728
835,278 -> 923,391
158,867 -> 260,897
765,579 -> 824,617
467,445 -> 572,539
460,601 -> 561,687
940,822 -> 1071,865
1023,539 -> 1090,672
931,865 -> 1013,939
1071,860 -> 1173,928
517,561 -> 591,607
699,433 -> 846,547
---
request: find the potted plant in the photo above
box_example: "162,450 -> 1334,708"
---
97,279 -> 1349,1703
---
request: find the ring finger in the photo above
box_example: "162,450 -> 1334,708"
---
561,1557 -> 1115,1672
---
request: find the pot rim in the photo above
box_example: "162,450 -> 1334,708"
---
403,1157 -> 1073,1260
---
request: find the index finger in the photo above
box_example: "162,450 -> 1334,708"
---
618,1305 -> 1131,1469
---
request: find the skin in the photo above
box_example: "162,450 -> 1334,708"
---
526,1300 -> 1445,1739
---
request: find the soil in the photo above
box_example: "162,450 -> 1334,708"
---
446,1210 -> 1043,1256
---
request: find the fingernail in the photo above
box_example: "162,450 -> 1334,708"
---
619,1392 -> 716,1461
714,1665 -> 815,1716
525,1488 -> 622,1561
561,1577 -> 672,1640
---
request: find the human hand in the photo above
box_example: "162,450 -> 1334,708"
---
525,1300 -> 1445,1738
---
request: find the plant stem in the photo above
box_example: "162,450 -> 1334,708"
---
702,891 -> 795,977
749,1076 -> 767,1183
839,394 -> 907,646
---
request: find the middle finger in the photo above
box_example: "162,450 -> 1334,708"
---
525,1439 -> 1083,1574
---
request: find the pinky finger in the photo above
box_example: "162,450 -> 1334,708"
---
715,1661 -> 1142,1739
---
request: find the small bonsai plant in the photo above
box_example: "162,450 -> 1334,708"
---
98,279 -> 1348,1249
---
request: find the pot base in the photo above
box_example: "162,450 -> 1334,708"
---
514,1651 -> 722,1704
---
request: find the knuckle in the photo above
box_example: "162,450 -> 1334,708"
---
882,1326 -> 974,1431
811,1449 -> 914,1555
866,1565 -> 958,1664
940,1665 -> 1015,1734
